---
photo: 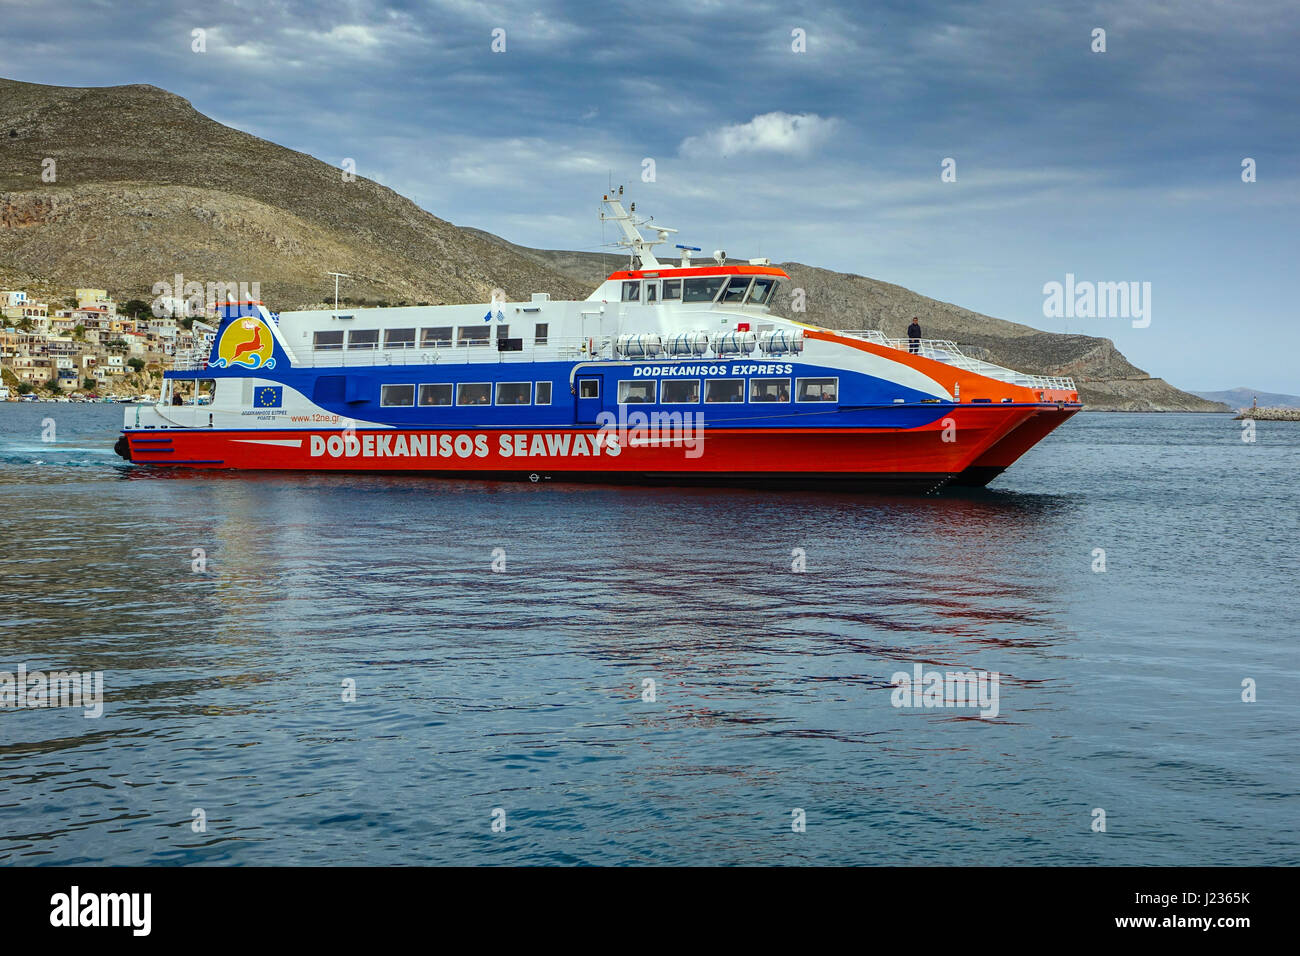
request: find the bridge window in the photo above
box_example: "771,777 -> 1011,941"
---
618,380 -> 656,404
662,379 -> 700,404
747,278 -> 776,305
704,378 -> 745,403
645,282 -> 658,303
534,323 -> 548,345
457,326 -> 490,347
384,328 -> 416,348
418,383 -> 452,406
750,377 -> 790,402
456,382 -> 492,405
662,279 -> 682,301
381,384 -> 415,406
313,330 -> 343,351
347,329 -> 379,349
683,276 -> 727,302
496,382 -> 532,405
420,326 -> 452,348
535,381 -> 552,405
796,377 -> 838,402
621,281 -> 641,302
721,277 -> 752,303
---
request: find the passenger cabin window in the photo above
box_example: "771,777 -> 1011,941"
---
457,326 -> 490,347
618,380 -> 656,404
313,330 -> 344,351
419,383 -> 452,405
662,379 -> 700,404
384,328 -> 416,349
456,382 -> 492,405
420,327 -> 453,348
496,382 -> 531,405
347,329 -> 379,349
797,377 -> 838,402
721,277 -> 752,303
621,281 -> 641,303
683,276 -> 727,302
747,278 -> 776,305
662,279 -> 682,301
704,379 -> 745,403
750,377 -> 790,402
535,381 -> 552,405
534,323 -> 548,345
381,384 -> 415,406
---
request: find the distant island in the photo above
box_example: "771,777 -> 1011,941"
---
1191,387 -> 1300,410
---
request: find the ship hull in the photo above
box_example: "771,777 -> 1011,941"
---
120,404 -> 1068,493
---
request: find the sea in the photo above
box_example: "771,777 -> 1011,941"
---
0,404 -> 1296,865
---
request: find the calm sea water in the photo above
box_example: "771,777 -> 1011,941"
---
0,404 -> 1296,866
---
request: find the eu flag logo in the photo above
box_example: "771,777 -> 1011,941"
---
255,386 -> 283,408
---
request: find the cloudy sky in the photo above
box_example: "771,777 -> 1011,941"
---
2,0 -> 1297,391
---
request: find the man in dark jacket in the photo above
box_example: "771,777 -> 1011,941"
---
907,317 -> 922,354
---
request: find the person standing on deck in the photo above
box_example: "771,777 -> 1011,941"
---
907,317 -> 922,354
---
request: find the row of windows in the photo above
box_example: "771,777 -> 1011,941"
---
581,376 -> 837,405
380,381 -> 554,407
316,324 -> 548,351
620,276 -> 777,306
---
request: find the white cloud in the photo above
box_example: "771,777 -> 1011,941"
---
678,111 -> 840,158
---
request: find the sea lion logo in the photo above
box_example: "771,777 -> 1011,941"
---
213,317 -> 276,370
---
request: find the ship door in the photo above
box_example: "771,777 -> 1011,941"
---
575,375 -> 603,424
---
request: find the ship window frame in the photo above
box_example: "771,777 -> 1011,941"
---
347,328 -> 379,350
662,279 -> 683,301
578,378 -> 600,399
383,327 -> 417,349
456,382 -> 493,405
644,281 -> 659,304
661,379 -> 700,404
621,281 -> 642,303
535,381 -> 552,405
456,325 -> 491,347
746,278 -> 777,306
749,377 -> 791,403
617,379 -> 657,404
380,383 -> 416,407
795,376 -> 839,403
682,276 -> 728,303
534,323 -> 549,346
313,330 -> 344,351
420,326 -> 453,348
418,383 -> 452,406
720,276 -> 753,304
704,378 -> 745,404
495,381 -> 532,405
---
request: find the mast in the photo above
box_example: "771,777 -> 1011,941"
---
599,187 -> 678,270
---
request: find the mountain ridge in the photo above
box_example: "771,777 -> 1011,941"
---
1,77 -> 1225,412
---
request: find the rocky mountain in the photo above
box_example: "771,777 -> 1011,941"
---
2,77 -> 1225,411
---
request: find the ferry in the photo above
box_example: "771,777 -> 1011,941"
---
115,192 -> 1081,491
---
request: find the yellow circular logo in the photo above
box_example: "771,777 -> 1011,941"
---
214,317 -> 276,370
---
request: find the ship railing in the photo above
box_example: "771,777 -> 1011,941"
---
837,330 -> 1076,392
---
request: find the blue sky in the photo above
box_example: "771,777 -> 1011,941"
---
2,0 -> 1297,391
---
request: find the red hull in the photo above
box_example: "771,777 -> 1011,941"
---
122,406 -> 1051,490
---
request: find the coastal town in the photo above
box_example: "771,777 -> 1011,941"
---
0,287 -> 215,402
